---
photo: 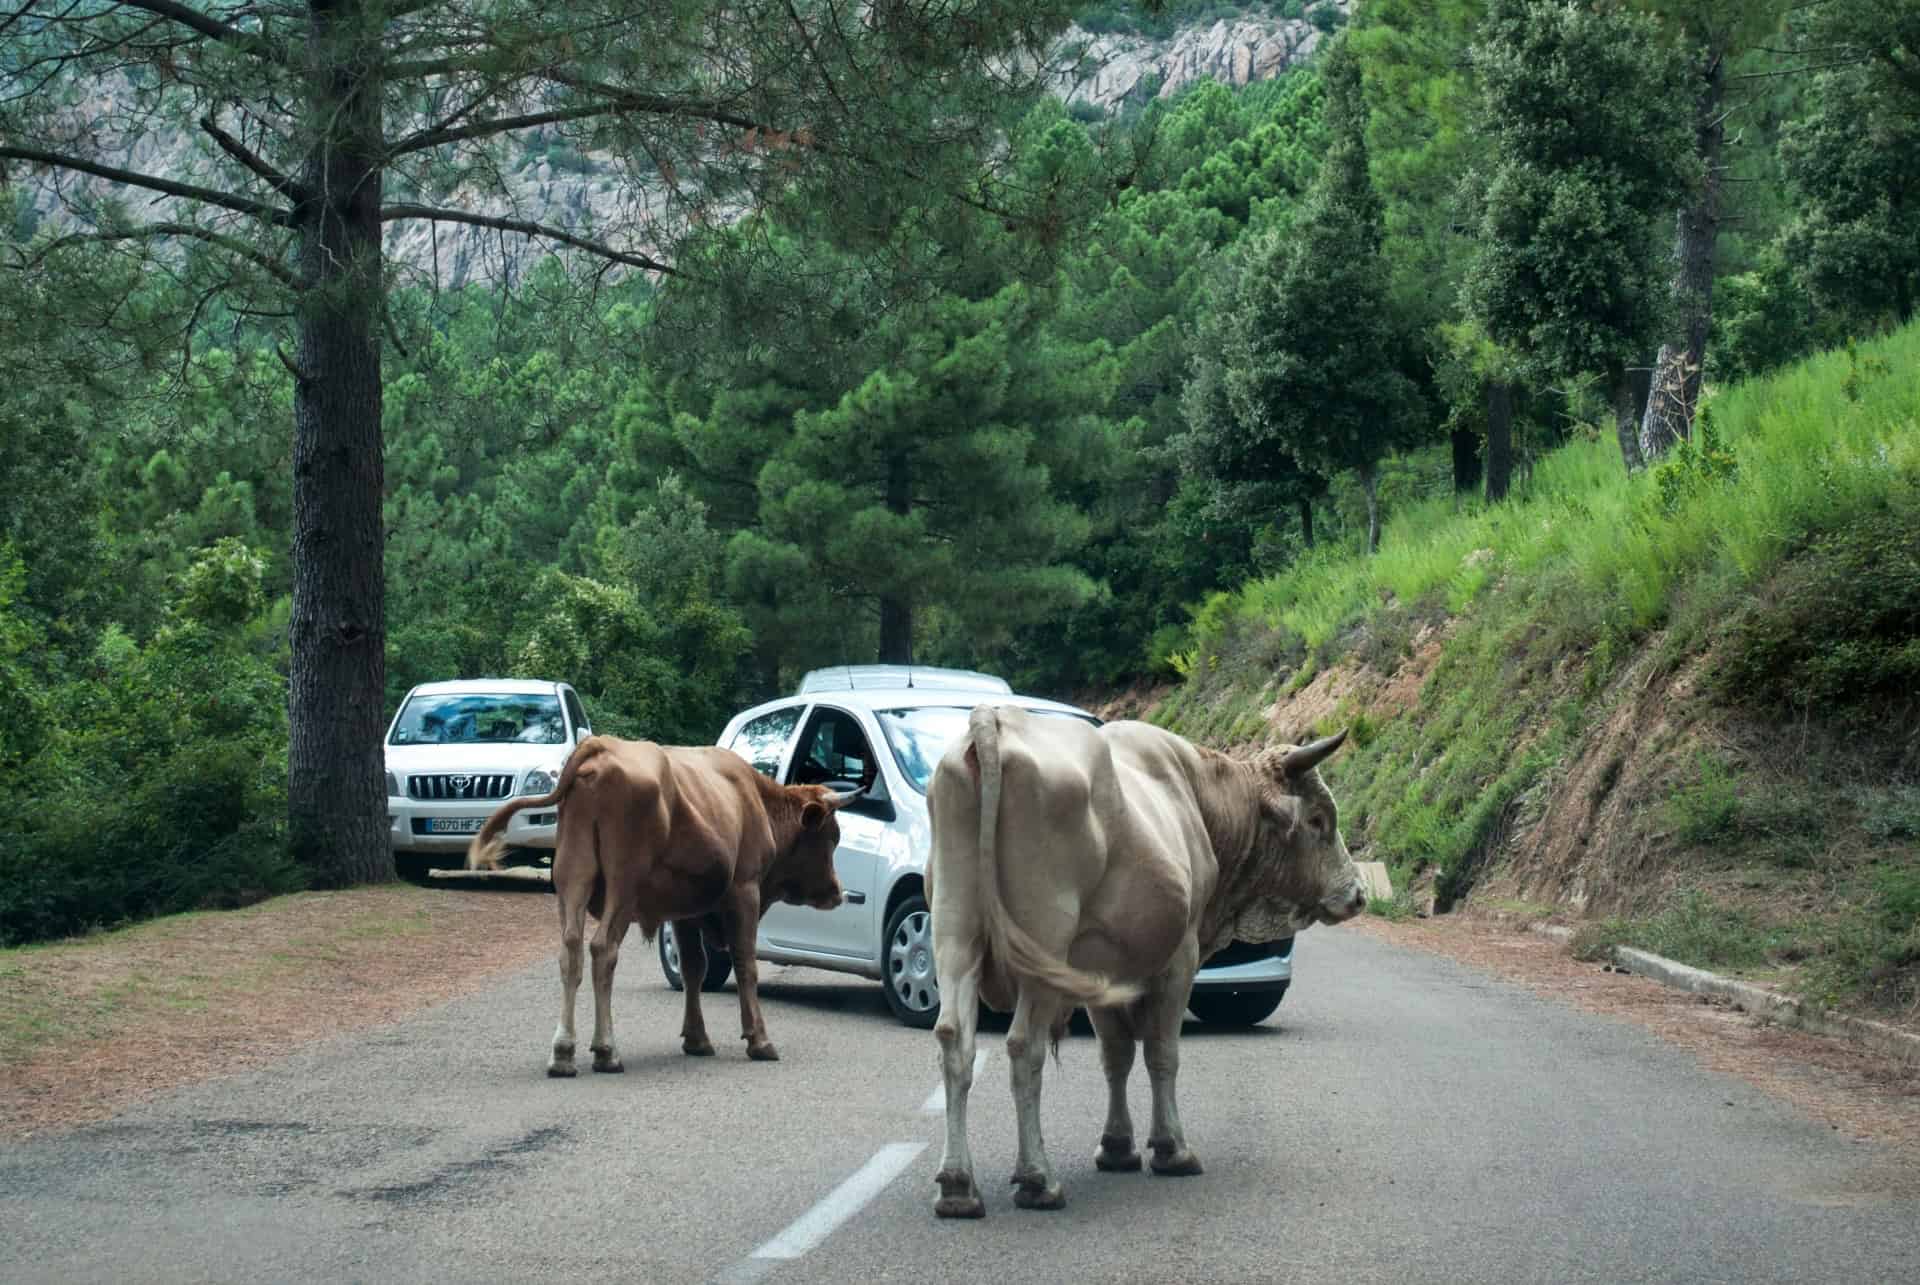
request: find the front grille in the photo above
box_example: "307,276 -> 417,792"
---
408,773 -> 515,801
1204,938 -> 1290,968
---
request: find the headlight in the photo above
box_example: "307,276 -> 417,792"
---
521,769 -> 558,796
385,770 -> 400,798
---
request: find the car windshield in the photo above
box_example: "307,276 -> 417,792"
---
875,705 -> 1100,794
388,693 -> 566,746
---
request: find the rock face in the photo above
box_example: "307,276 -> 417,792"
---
21,7 -> 1342,288
1055,9 -> 1341,112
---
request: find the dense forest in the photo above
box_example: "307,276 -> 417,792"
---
2,0 -> 1917,947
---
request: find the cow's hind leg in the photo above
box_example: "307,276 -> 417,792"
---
724,894 -> 778,1061
1007,988 -> 1070,1210
587,904 -> 634,1073
549,880 -> 590,1078
931,947 -> 985,1219
674,917 -> 716,1057
1143,979 -> 1202,1176
1088,1002 -> 1142,1172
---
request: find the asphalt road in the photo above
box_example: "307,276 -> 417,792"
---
4,922 -> 1916,1284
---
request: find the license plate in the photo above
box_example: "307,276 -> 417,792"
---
427,817 -> 487,835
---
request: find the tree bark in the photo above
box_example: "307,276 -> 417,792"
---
1297,496 -> 1314,550
877,450 -> 912,664
1360,464 -> 1380,555
1612,366 -> 1645,474
1641,48 -> 1726,461
1450,425 -> 1482,496
1484,380 -> 1514,503
287,0 -> 389,886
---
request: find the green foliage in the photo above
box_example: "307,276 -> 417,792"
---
1651,401 -> 1740,514
1777,64 -> 1920,331
1665,752 -> 1742,844
1464,0 -> 1699,398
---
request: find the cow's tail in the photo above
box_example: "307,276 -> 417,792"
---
466,737 -> 604,871
971,706 -> 1140,1008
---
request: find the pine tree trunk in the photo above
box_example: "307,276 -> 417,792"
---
1484,380 -> 1514,503
1361,465 -> 1380,555
1451,425 -> 1482,496
1612,366 -> 1645,474
1297,496 -> 1314,549
1641,49 -> 1726,461
287,0 -> 388,887
877,450 -> 912,664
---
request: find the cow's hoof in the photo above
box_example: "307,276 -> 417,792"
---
1095,1138 -> 1143,1172
546,1060 -> 577,1078
746,1040 -> 780,1062
682,1037 -> 715,1057
934,1172 -> 986,1220
1149,1147 -> 1203,1177
591,1048 -> 624,1073
1011,1178 -> 1067,1211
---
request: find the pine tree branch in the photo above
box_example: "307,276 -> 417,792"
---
378,202 -> 677,274
199,114 -> 304,201
543,75 -> 765,131
11,219 -> 297,286
113,0 -> 287,63
0,144 -> 293,224
388,103 -> 619,156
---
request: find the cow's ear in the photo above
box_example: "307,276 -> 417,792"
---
801,800 -> 829,830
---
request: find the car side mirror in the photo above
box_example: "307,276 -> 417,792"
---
575,727 -> 590,744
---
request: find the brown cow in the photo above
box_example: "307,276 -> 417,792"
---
468,735 -> 856,1074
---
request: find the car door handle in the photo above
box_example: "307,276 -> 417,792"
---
843,891 -> 867,905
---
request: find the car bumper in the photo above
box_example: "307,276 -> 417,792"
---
1191,939 -> 1293,993
388,798 -> 558,855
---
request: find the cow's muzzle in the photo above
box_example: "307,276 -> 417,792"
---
1316,881 -> 1367,925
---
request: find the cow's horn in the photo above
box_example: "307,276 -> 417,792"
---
1281,729 -> 1348,777
824,787 -> 864,808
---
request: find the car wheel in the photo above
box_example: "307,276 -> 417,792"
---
883,894 -> 941,1029
1186,986 -> 1288,1028
659,922 -> 733,993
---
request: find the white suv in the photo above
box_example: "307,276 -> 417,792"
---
384,678 -> 591,879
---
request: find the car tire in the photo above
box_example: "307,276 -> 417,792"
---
659,922 -> 733,993
882,894 -> 941,1029
1186,986 -> 1288,1028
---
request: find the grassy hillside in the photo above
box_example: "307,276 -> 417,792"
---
1140,323 -> 1920,1017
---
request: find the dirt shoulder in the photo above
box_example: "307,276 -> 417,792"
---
0,883 -> 557,1139
1354,913 -> 1920,1152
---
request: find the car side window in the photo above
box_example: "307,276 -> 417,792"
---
729,707 -> 802,778
789,707 -> 878,791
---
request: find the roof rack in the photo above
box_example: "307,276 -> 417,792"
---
795,665 -> 1013,696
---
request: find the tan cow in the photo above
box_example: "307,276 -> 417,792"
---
468,735 -> 856,1074
926,705 -> 1365,1218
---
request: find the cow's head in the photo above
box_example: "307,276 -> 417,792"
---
1234,730 -> 1365,939
769,786 -> 858,911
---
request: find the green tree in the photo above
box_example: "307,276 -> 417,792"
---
1183,37 -> 1419,554
1463,0 -> 1699,474
1777,66 -> 1920,330
754,283 -> 1104,665
1630,1 -> 1792,459
3,0 -> 1088,885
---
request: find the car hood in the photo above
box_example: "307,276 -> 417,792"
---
385,743 -> 572,774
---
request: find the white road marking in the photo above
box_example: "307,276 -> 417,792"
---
920,1047 -> 991,1113
716,1141 -> 927,1283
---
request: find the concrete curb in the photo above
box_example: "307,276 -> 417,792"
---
1526,922 -> 1920,1065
